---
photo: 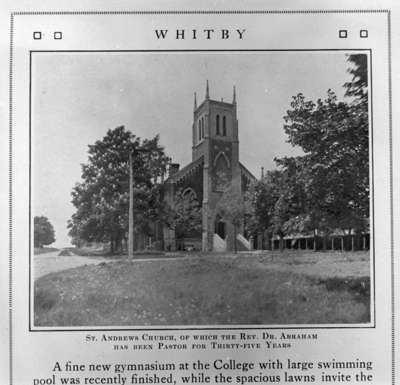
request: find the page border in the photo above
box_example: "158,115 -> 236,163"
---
8,9 -> 394,385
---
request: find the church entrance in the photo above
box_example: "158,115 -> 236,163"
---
213,215 -> 227,252
215,216 -> 226,240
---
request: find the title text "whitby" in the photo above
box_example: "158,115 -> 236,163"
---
155,29 -> 246,40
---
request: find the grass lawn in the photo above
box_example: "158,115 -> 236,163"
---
34,251 -> 370,326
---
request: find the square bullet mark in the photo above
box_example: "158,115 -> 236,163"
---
33,31 -> 42,40
339,30 -> 347,38
360,30 -> 368,38
54,32 -> 62,40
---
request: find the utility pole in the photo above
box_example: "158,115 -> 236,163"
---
128,147 -> 150,260
128,150 -> 134,260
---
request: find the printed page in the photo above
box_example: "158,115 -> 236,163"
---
0,1 -> 399,385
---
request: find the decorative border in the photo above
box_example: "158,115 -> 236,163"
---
8,12 -> 14,385
386,11 -> 395,385
8,9 -> 394,385
9,10 -> 390,15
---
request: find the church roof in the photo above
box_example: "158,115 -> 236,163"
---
165,156 -> 256,186
239,162 -> 257,183
166,155 -> 204,184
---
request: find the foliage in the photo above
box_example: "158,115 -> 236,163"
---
216,180 -> 246,252
245,170 -> 282,235
216,181 -> 245,228
167,189 -> 202,238
246,54 -> 369,243
68,126 -> 169,252
34,216 -> 56,248
281,89 -> 368,233
344,54 -> 368,102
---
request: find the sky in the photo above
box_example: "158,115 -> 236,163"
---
32,51 -> 353,247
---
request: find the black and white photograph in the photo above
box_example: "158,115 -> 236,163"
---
3,4 -> 400,385
31,51 -> 372,327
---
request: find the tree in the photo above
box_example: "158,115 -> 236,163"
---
167,189 -> 202,238
271,160 -> 308,250
216,180 -> 246,253
34,216 -> 55,248
245,170 -> 283,249
344,54 -> 368,102
269,54 -> 369,248
68,126 -> 169,253
245,54 -> 369,251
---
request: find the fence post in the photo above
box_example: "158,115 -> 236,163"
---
341,237 -> 344,252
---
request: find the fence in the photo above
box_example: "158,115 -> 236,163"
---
254,233 -> 370,252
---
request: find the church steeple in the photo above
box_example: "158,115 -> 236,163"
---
205,80 -> 210,100
194,92 -> 197,110
232,85 -> 236,105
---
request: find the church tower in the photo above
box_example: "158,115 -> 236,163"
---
192,81 -> 241,251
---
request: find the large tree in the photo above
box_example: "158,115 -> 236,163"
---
34,216 -> 56,248
68,126 -> 169,253
245,170 -> 284,247
246,54 -> 369,250
277,54 -> 369,237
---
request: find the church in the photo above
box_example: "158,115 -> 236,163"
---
162,81 -> 256,252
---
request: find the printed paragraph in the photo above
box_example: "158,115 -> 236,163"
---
32,358 -> 374,384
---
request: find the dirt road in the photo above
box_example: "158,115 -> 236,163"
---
34,251 -> 108,279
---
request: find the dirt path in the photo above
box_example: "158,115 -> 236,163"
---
34,251 -> 108,279
33,251 -> 188,279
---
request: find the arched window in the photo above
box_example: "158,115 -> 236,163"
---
201,117 -> 204,139
216,115 -> 220,135
222,116 -> 227,136
198,119 -> 201,141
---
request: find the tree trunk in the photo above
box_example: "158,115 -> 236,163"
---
233,225 -> 237,254
110,238 -> 115,254
322,236 -> 327,252
279,236 -> 284,252
265,233 -> 270,250
115,236 -> 122,254
257,232 -> 263,250
123,237 -> 127,254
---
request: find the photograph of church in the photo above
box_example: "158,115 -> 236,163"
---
162,81 -> 256,252
32,52 -> 371,327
